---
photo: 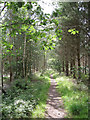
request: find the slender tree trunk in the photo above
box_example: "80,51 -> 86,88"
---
88,2 -> 90,84
9,32 -> 13,82
36,65 -> 38,71
9,55 -> 13,82
77,38 -> 81,79
1,59 -> 3,90
26,49 -> 29,77
8,12 -> 13,82
33,59 -> 36,73
10,66 -> 13,82
35,56 -> 38,71
85,55 -> 87,75
83,54 -> 85,74
23,34 -> 26,77
66,60 -> 69,76
15,57 -> 18,78
62,60 -> 65,72
88,54 -> 90,84
72,58 -> 76,79
29,41 -> 32,76
70,59 -> 73,74
44,51 -> 46,70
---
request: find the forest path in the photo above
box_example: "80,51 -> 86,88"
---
45,75 -> 67,118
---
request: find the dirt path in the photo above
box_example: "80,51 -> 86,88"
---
45,75 -> 67,118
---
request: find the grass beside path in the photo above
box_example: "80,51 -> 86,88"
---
1,73 -> 50,119
55,73 -> 88,118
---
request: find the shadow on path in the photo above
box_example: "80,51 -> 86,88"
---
45,75 -> 67,118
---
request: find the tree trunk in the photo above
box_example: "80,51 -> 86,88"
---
33,59 -> 36,73
15,57 -> 18,78
88,53 -> 90,84
1,59 -> 3,90
62,60 -> 65,72
9,33 -> 13,82
10,65 -> 13,82
9,54 -> 13,82
72,58 -> 76,79
85,55 -> 87,75
43,50 -> 46,70
66,60 -> 69,76
29,41 -> 32,76
88,2 -> 90,84
44,53 -> 46,70
23,34 -> 26,77
82,54 -> 85,74
77,38 -> 81,79
70,60 -> 73,74
26,49 -> 29,77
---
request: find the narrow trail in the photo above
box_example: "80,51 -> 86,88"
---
45,75 -> 67,118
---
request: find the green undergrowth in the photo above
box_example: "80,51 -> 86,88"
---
3,76 -> 10,84
1,73 -> 50,119
44,69 -> 60,79
56,75 -> 88,118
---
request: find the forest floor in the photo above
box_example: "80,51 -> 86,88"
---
1,72 -> 88,119
45,75 -> 67,118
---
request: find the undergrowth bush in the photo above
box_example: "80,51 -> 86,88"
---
1,74 -> 50,119
56,76 -> 88,118
69,102 -> 85,115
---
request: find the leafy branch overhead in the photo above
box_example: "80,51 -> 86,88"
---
1,2 -> 62,50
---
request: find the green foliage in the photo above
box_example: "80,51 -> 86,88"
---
69,102 -> 85,115
56,75 -> 88,118
51,72 -> 59,79
68,28 -> 79,35
43,69 -> 55,77
2,100 -> 34,118
49,59 -> 62,73
81,73 -> 89,81
1,74 -> 50,119
17,2 -> 25,8
2,40 -> 13,51
26,3 -> 33,10
52,9 -> 62,17
52,19 -> 59,26
1,1 -> 60,54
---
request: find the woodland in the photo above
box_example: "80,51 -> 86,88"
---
0,1 -> 90,119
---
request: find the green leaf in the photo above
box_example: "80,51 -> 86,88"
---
68,29 -> 72,32
10,45 -> 13,49
68,28 -> 79,35
76,31 -> 79,33
52,19 -> 59,26
17,2 -> 25,8
71,31 -> 76,35
53,12 -> 58,17
45,47 -> 48,50
49,46 -> 54,50
6,50 -> 10,53
11,54 -> 15,56
59,38 -> 62,40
